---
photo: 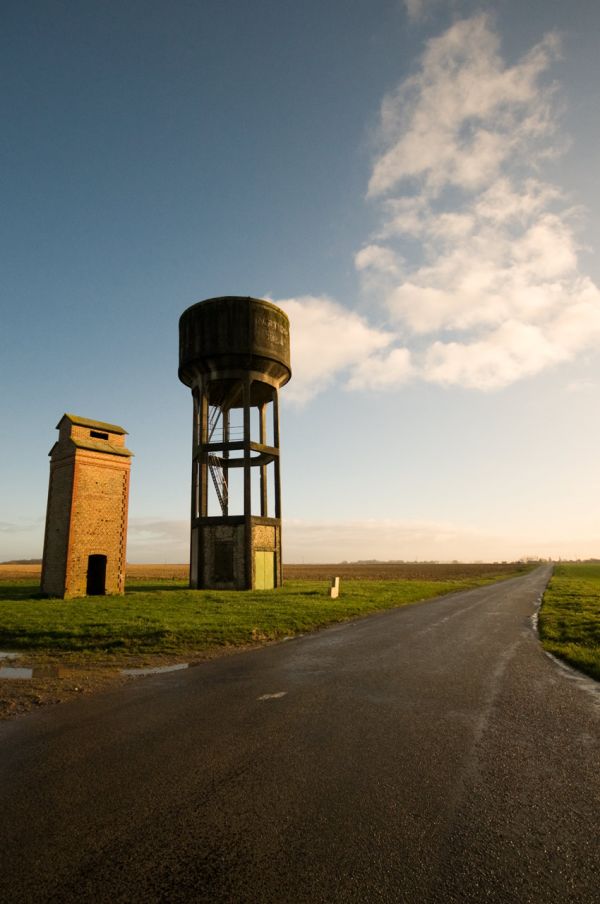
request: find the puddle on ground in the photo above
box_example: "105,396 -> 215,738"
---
0,667 -> 33,680
0,657 -> 190,681
0,665 -> 75,681
121,663 -> 189,677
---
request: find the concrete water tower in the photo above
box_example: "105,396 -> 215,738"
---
178,296 -> 291,590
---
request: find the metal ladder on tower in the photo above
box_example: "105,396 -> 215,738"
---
207,405 -> 228,515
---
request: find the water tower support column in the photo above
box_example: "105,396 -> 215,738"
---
244,375 -> 253,589
274,390 -> 281,520
259,402 -> 268,517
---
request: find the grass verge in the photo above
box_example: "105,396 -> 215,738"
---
539,563 -> 600,682
0,568 -> 529,662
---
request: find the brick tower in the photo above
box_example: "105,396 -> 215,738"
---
41,414 -> 133,598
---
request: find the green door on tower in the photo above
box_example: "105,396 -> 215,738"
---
255,551 -> 274,590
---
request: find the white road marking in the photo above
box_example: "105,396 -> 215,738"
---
542,651 -> 600,703
258,692 -> 287,700
122,663 -> 189,676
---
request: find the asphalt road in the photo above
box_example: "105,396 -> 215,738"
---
1,565 -> 599,903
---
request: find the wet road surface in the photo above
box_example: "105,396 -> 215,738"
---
1,565 -> 599,903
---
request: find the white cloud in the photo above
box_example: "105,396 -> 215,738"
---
285,516 -> 493,561
354,244 -> 400,276
284,517 -> 598,562
564,379 -> 596,394
369,17 -> 560,198
404,0 -> 426,23
127,518 -> 189,563
0,519 -> 44,562
474,178 -> 562,225
259,16 -> 599,402
353,13 -> 600,391
346,348 -> 413,391
274,295 -> 412,403
105,516 -> 600,564
378,196 -> 429,237
403,0 -> 444,26
0,521 -> 38,534
423,321 -> 567,389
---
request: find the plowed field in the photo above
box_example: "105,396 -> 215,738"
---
283,562 -> 530,581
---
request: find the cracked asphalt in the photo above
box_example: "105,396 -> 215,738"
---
1,565 -> 599,903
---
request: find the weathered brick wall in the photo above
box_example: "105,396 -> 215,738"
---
64,450 -> 130,597
70,424 -> 126,447
201,523 -> 246,589
194,520 -> 283,589
40,457 -> 74,596
253,523 -> 275,549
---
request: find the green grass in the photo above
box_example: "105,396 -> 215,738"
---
539,563 -> 600,681
0,570 -> 526,661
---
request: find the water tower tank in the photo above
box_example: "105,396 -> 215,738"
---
179,296 -> 291,397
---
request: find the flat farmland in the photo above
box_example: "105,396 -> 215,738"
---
0,563 -> 190,582
125,562 -> 528,583
283,562 -> 529,581
0,561 -> 531,583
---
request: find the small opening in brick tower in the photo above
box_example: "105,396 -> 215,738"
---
90,430 -> 109,440
86,555 -> 107,595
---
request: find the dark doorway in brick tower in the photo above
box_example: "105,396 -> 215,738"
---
86,555 -> 107,596
214,540 -> 234,583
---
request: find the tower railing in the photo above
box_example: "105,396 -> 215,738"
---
206,425 -> 244,443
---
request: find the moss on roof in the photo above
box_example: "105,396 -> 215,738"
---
57,413 -> 128,435
70,438 -> 134,457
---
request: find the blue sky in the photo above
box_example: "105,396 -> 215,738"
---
2,0 -> 600,563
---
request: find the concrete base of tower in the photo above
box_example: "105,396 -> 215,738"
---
190,516 -> 282,590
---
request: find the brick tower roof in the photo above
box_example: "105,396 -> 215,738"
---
57,413 -> 128,435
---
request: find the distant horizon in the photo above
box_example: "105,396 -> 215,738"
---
2,555 -> 593,567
